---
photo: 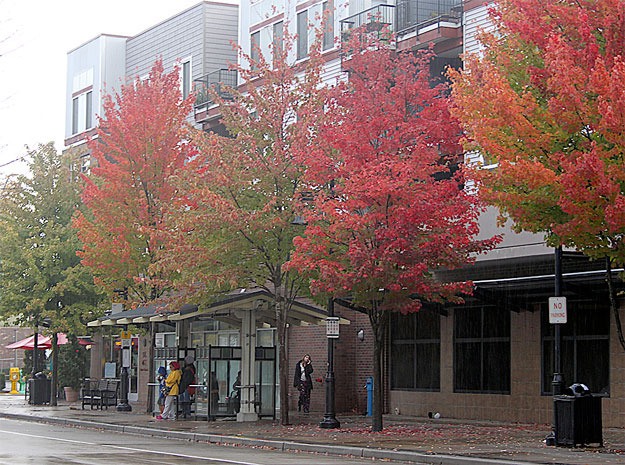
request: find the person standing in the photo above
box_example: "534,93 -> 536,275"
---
293,354 -> 313,413
156,366 -> 167,414
179,355 -> 196,419
157,361 -> 181,420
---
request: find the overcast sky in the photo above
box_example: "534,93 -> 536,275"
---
0,0 -> 219,177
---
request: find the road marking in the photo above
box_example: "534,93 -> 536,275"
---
0,428 -> 262,464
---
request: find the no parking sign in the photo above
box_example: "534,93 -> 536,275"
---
548,297 -> 567,324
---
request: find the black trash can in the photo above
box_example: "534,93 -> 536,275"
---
28,378 -> 51,405
554,385 -> 603,447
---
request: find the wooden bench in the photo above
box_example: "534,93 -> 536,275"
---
100,380 -> 119,409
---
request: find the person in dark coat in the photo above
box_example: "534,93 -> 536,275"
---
179,355 -> 196,419
293,354 -> 313,413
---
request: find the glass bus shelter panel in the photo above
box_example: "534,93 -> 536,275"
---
256,347 -> 277,418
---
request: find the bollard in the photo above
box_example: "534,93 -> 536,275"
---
366,376 -> 373,417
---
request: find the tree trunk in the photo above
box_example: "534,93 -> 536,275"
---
370,307 -> 388,432
50,334 -> 58,406
277,298 -> 290,425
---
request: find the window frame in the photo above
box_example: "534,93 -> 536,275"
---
541,299 -> 610,396
297,10 -> 309,60
390,309 -> 441,391
453,305 -> 511,394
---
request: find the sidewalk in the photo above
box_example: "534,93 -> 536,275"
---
1,392 -> 625,464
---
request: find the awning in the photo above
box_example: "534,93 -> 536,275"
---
87,304 -> 169,327
172,288 -> 349,327
87,289 -> 349,328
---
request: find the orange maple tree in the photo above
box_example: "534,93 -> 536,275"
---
73,59 -> 196,304
450,0 -> 625,347
288,31 -> 499,431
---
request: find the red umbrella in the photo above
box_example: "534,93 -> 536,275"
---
5,333 -> 92,350
5,334 -> 46,350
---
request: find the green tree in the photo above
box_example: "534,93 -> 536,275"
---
0,143 -> 105,404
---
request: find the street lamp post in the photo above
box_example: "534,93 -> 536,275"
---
117,326 -> 132,412
320,298 -> 340,429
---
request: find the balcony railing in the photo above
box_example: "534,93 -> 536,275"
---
340,4 -> 396,39
339,1 -> 462,42
396,0 -> 462,35
193,69 -> 238,109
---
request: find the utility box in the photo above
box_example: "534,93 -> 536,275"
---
554,394 -> 603,447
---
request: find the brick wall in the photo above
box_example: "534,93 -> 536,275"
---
287,304 -> 374,414
0,327 -> 31,372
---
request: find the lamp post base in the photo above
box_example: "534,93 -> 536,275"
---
116,402 -> 132,412
319,415 -> 340,429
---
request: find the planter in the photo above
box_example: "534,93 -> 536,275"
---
64,386 -> 79,402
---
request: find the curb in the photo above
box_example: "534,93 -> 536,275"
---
0,412 -> 538,465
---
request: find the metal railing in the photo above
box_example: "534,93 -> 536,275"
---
193,69 -> 238,108
340,4 -> 396,39
395,0 -> 462,35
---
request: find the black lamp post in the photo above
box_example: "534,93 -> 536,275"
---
115,288 -> 132,412
117,326 -> 132,412
320,298 -> 340,429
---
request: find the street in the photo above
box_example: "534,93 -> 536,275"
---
0,418 -> 385,465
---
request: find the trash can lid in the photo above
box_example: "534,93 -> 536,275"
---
567,383 -> 590,396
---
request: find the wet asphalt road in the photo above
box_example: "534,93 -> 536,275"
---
0,418 -> 392,465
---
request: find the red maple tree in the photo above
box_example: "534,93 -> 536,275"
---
73,59 -> 196,304
288,31 -> 499,431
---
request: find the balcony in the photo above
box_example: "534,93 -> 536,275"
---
340,4 -> 396,41
396,0 -> 462,36
193,69 -> 238,111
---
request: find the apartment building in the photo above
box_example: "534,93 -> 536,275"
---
64,2 -> 239,152
233,0 -> 625,428
64,0 -> 625,427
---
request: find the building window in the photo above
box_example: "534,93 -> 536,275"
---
250,31 -> 260,70
85,91 -> 93,129
297,10 -> 308,60
273,21 -> 284,63
80,154 -> 91,174
72,97 -> 79,135
391,309 -> 440,390
541,300 -> 609,395
181,59 -> 192,99
322,1 -> 334,51
454,305 -> 510,393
